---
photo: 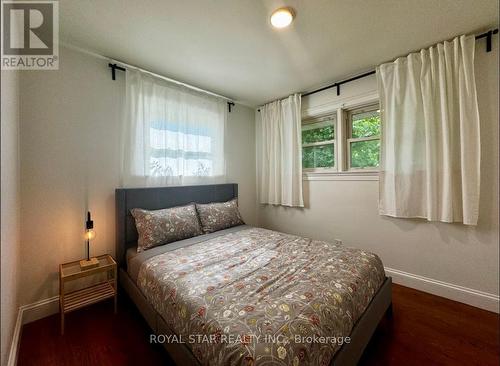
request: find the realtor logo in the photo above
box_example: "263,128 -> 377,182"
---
1,1 -> 58,70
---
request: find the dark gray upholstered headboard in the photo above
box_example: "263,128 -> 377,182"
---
115,184 -> 238,268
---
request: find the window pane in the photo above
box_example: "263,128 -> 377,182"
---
302,120 -> 334,144
350,140 -> 380,168
303,144 -> 335,169
351,110 -> 380,138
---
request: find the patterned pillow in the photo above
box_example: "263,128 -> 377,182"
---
131,204 -> 202,252
196,199 -> 245,233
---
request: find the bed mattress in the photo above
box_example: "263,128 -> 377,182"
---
136,226 -> 385,365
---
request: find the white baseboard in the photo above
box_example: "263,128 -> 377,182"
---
7,296 -> 59,366
385,267 -> 500,313
20,296 -> 59,325
6,306 -> 23,366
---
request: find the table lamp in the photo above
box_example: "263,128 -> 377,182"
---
80,211 -> 99,270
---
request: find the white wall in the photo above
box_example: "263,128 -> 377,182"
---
19,45 -> 257,307
226,103 -> 257,225
1,70 -> 21,365
259,38 -> 499,312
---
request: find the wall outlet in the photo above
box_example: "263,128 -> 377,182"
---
334,239 -> 343,246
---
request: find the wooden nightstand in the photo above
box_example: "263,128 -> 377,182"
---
59,254 -> 117,334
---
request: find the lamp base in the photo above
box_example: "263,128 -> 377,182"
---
79,257 -> 99,270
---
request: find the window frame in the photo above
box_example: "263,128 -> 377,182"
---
301,114 -> 337,173
345,103 -> 381,172
301,100 -> 381,179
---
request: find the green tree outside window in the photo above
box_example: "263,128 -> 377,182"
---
349,109 -> 380,169
301,119 -> 335,169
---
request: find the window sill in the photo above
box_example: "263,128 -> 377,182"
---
303,171 -> 379,181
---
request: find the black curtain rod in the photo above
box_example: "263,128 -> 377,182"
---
107,63 -> 235,112
108,63 -> 125,80
302,70 -> 375,98
258,28 -> 498,111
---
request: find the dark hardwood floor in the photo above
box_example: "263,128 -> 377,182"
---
18,292 -> 173,366
18,284 -> 499,366
358,285 -> 499,366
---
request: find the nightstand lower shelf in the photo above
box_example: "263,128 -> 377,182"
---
63,282 -> 116,313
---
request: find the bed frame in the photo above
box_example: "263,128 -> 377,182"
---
115,183 -> 392,366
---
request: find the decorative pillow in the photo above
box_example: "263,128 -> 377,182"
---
131,204 -> 202,252
196,198 -> 245,233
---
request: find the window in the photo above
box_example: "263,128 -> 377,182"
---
301,115 -> 336,170
122,69 -> 226,187
301,102 -> 381,177
149,121 -> 216,177
346,105 -> 381,170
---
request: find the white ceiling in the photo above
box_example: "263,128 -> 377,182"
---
60,0 -> 499,106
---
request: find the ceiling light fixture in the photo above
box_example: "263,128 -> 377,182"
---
270,7 -> 295,29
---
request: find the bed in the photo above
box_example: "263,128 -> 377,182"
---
116,184 -> 392,366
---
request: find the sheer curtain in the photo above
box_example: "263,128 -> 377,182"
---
377,35 -> 480,225
121,69 -> 226,187
257,94 -> 303,207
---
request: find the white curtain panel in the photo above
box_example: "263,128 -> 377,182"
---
257,94 -> 304,207
121,69 -> 226,187
377,35 -> 480,225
